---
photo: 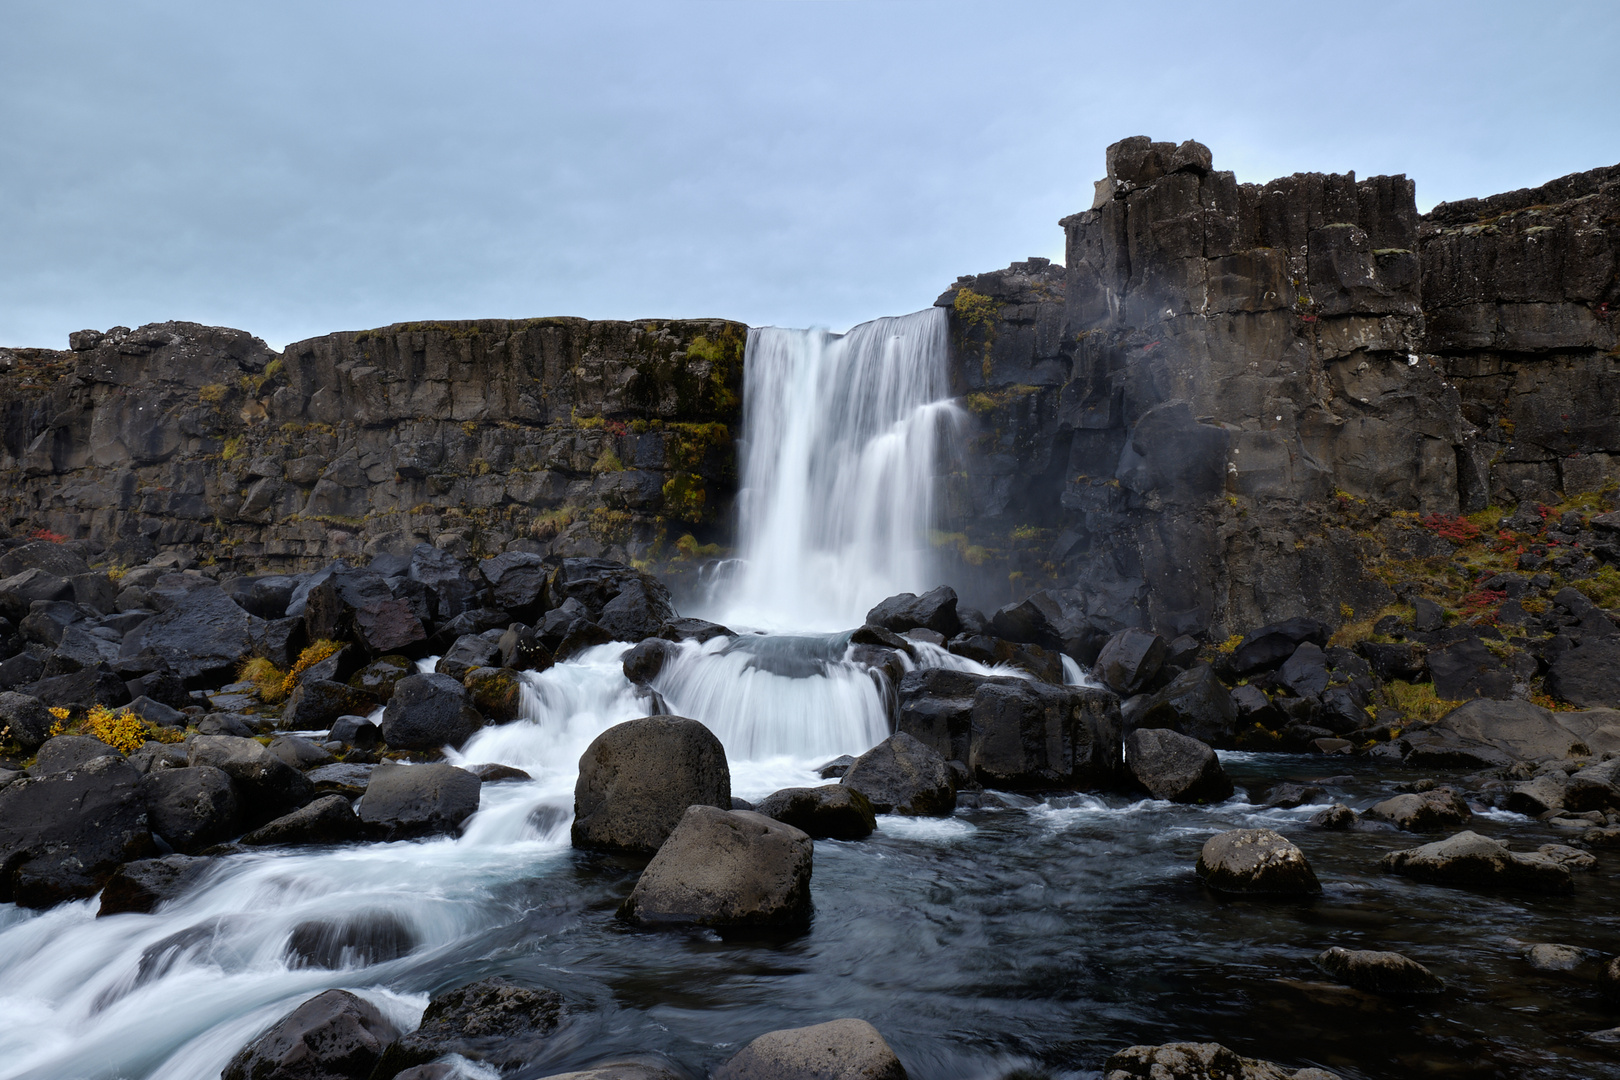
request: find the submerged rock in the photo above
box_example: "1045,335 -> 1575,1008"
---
620,806 -> 813,930
713,1018 -> 908,1080
571,715 -> 731,854
1314,947 -> 1443,993
1195,829 -> 1320,896
222,988 -> 399,1080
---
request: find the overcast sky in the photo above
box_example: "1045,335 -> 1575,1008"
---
3,1 -> 1616,351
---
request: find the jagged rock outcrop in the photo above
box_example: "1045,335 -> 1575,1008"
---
935,139 -> 1618,640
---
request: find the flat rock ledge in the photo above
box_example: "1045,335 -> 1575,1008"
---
1380,830 -> 1574,894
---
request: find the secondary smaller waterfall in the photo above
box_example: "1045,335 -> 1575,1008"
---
714,307 -> 962,631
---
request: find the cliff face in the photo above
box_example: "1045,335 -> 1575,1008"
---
939,139 -> 1619,642
2,139 -> 1615,643
0,318 -> 744,581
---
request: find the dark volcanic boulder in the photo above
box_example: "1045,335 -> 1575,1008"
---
188,735 -> 315,826
1124,728 -> 1233,804
0,754 -> 155,907
1428,638 -> 1513,701
712,1019 -> 908,1080
1093,630 -> 1168,696
32,734 -> 122,774
243,794 -> 364,847
142,765 -> 242,853
0,568 -> 76,624
754,784 -> 876,840
380,673 -> 484,751
23,663 -> 131,712
97,854 -> 210,916
436,633 -> 501,681
463,666 -> 523,723
1365,787 -> 1471,831
1131,664 -> 1238,747
1427,698 -> 1591,762
571,715 -> 731,854
622,638 -> 672,685
1314,947 -> 1443,994
867,587 -> 961,637
268,735 -> 335,770
895,668 -> 1122,789
359,763 -> 480,840
479,551 -> 550,616
1195,828 -> 1320,896
841,732 -> 955,816
281,678 -> 376,730
1229,618 -> 1329,677
348,655 -> 416,702
371,977 -> 564,1078
222,988 -> 400,1080
118,582 -> 263,686
1546,639 -> 1620,709
1380,830 -> 1572,894
304,569 -> 427,656
1103,1042 -> 1335,1080
990,591 -> 1071,650
619,805 -> 813,930
597,580 -> 677,642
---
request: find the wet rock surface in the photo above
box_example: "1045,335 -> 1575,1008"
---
1196,828 -> 1320,896
712,1019 -> 907,1080
571,715 -> 731,854
371,977 -> 565,1077
223,988 -> 400,1080
620,805 -> 814,930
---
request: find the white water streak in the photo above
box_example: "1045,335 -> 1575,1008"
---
714,308 -> 962,631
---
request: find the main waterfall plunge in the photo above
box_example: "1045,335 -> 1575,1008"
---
0,308 -> 989,1080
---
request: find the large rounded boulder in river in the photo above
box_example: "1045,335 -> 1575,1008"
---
222,988 -> 400,1080
713,1018 -> 908,1080
571,715 -> 731,854
840,732 -> 955,817
620,805 -> 813,930
1380,830 -> 1573,894
1124,728 -> 1232,804
1195,829 -> 1320,896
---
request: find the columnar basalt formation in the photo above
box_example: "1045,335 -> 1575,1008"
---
0,318 -> 744,578
938,138 -> 1619,640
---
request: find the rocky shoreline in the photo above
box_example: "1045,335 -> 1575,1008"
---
5,526 -> 1620,1077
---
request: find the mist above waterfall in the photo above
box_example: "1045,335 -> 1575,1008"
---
712,307 -> 963,631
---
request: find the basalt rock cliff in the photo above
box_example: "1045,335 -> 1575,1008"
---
938,137 -> 1620,641
1,138 -> 1617,643
0,318 -> 743,587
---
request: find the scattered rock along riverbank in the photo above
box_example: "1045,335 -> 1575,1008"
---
3,528 -> 1620,1078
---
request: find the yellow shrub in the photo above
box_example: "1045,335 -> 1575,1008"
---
85,704 -> 173,754
47,706 -> 69,722
239,656 -> 290,704
280,640 -> 343,697
1387,680 -> 1463,724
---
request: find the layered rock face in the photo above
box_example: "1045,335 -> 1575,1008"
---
938,139 -> 1619,638
0,318 -> 743,575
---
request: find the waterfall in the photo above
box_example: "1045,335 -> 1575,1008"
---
711,307 -> 962,631
0,306 -> 989,1080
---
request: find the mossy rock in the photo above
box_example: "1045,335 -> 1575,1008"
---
464,667 -> 523,723
350,655 -> 416,702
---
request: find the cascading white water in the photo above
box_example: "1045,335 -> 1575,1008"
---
0,305 -> 990,1080
712,307 -> 962,631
